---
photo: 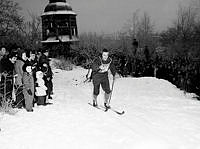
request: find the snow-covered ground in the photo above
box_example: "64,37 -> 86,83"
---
1,66 -> 200,149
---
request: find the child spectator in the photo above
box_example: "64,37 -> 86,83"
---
22,63 -> 34,112
35,70 -> 47,106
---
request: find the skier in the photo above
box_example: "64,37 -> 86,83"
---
91,48 -> 116,109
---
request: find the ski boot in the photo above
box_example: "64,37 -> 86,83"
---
93,94 -> 98,107
104,93 -> 111,110
104,102 -> 111,110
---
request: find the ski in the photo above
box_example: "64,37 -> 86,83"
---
88,103 -> 105,111
97,104 -> 125,115
102,106 -> 125,115
106,108 -> 125,115
88,103 -> 125,115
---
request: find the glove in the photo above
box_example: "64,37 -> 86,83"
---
27,89 -> 32,95
86,74 -> 89,79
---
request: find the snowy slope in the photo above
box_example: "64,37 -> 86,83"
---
1,66 -> 200,149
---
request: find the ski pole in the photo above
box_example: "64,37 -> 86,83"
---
108,77 -> 115,105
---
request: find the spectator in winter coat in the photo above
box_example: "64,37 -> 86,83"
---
0,47 -> 7,82
13,49 -> 27,108
132,38 -> 139,56
0,47 -> 6,60
30,50 -> 37,65
91,48 -> 116,109
29,50 -> 38,106
22,63 -> 34,112
29,50 -> 38,80
35,71 -> 47,105
0,52 -> 17,101
36,48 -> 42,62
0,47 -> 9,104
38,49 -> 50,67
39,49 -> 53,100
24,50 -> 32,65
144,45 -> 150,62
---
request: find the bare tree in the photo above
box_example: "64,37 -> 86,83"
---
174,4 -> 197,55
137,12 -> 155,47
159,1 -> 200,57
19,12 -> 42,50
122,11 -> 156,52
0,0 -> 23,36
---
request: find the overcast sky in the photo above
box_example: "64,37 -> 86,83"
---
15,0 -> 188,34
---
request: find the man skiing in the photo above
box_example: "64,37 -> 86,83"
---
91,49 -> 116,109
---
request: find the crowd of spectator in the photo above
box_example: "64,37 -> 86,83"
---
0,46 -> 53,112
114,53 -> 200,98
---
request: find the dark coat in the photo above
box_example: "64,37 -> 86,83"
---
0,57 -> 14,80
38,54 -> 50,67
22,72 -> 34,110
38,54 -> 52,78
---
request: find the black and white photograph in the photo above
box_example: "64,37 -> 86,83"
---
1,0 -> 200,148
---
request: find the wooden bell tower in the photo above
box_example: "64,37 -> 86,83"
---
41,0 -> 78,57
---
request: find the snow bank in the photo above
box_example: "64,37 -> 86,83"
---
1,66 -> 200,149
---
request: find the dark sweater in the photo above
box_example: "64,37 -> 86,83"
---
92,57 -> 116,79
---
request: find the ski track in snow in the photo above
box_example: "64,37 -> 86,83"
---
1,66 -> 200,149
